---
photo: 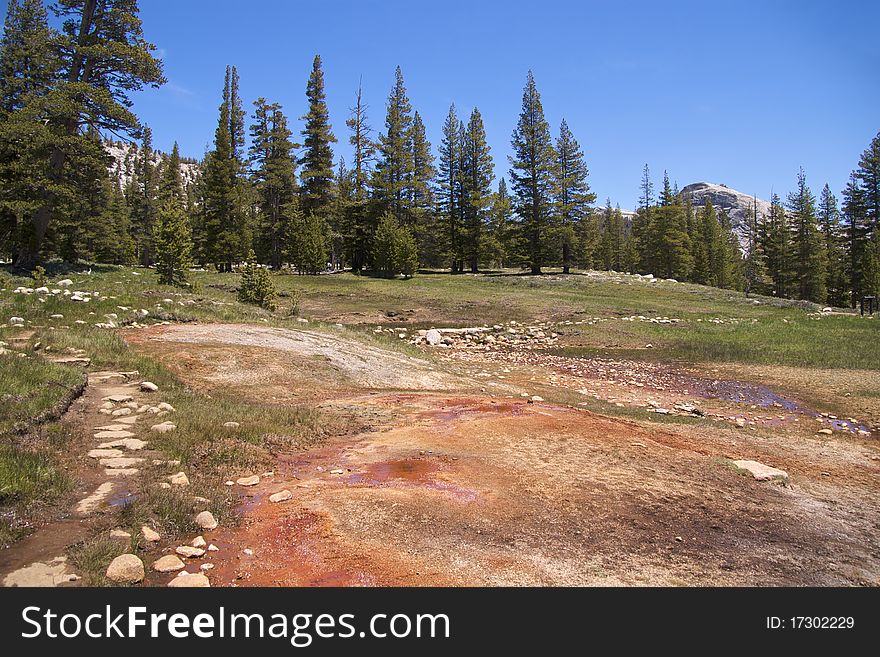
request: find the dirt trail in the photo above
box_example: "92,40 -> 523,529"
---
128,324 -> 880,587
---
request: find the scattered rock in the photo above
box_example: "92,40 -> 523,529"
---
817,428 -> 833,435
195,511 -> 218,530
731,459 -> 789,482
175,546 -> 205,558
157,402 -> 175,412
111,407 -> 133,417
208,544 -> 219,552
109,529 -> 131,541
269,490 -> 292,503
530,396 -> 544,402
152,555 -> 185,572
105,554 -> 144,584
191,535 -> 207,548
200,563 -> 214,571
150,421 -> 176,433
140,381 -> 159,392
329,469 -> 345,475
236,475 -> 260,486
168,471 -> 189,486
167,572 -> 209,587
735,418 -> 747,428
223,421 -> 240,428
425,329 -> 442,346
142,526 -> 160,542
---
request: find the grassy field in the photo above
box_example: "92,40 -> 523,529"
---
1,263 -> 877,550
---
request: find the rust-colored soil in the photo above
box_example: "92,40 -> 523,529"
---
126,324 -> 880,587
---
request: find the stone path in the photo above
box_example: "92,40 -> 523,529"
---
1,368 -> 212,588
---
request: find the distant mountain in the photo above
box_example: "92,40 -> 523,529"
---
680,182 -> 770,250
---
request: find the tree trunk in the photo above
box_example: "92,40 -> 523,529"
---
531,264 -> 541,275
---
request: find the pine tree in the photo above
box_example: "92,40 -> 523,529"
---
461,107 -> 494,272
250,98 -> 297,269
509,71 -> 556,274
842,172 -> 868,306
630,163 -> 654,273
200,65 -> 247,271
485,177 -> 513,268
290,212 -> 327,275
154,198 -> 192,287
159,141 -> 184,204
692,199 -> 719,285
653,195 -> 692,280
409,110 -> 435,262
743,200 -> 769,295
373,66 -> 413,223
344,83 -> 376,272
818,184 -> 847,306
761,193 -> 794,298
0,0 -> 56,114
396,224 -> 419,279
438,104 -> 464,271
300,55 -> 336,217
11,0 -> 164,268
787,169 -> 826,302
554,119 -> 594,273
129,126 -> 158,265
717,209 -> 743,289
373,212 -> 399,278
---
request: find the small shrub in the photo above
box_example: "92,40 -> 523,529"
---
238,250 -> 276,309
31,266 -> 47,288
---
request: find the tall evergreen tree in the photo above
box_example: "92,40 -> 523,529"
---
250,98 -> 297,269
509,71 -> 556,274
438,103 -> 464,271
818,184 -> 847,306
199,65 -> 247,270
461,107 -> 494,272
787,169 -> 826,303
344,83 -> 375,271
129,126 -> 158,264
554,119 -> 594,273
761,193 -> 794,298
10,0 -> 164,268
373,66 -> 413,223
409,110 -> 435,262
300,55 -> 336,217
485,177 -> 513,268
842,172 -> 869,305
0,0 -> 56,114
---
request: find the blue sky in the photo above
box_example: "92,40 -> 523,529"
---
4,0 -> 879,209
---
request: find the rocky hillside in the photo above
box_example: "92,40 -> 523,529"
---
680,182 -> 770,250
105,140 -> 201,190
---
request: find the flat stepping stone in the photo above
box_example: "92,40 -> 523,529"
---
115,416 -> 139,425
236,475 -> 260,486
111,408 -> 133,417
94,430 -> 136,440
105,467 -> 139,477
153,555 -> 185,572
731,459 -> 789,482
88,448 -> 124,459
167,573 -> 209,587
103,394 -> 133,403
2,557 -> 79,587
94,424 -> 131,431
99,457 -> 145,469
75,482 -> 115,514
175,546 -> 205,558
98,438 -> 148,451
